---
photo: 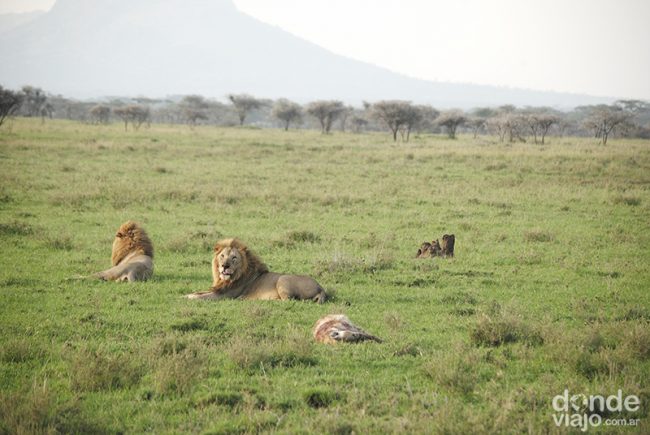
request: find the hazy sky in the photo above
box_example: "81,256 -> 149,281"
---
2,0 -> 649,100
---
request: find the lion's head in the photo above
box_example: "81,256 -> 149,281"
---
211,238 -> 269,290
441,234 -> 455,257
111,221 -> 154,266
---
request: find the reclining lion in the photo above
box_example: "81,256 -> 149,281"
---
415,234 -> 455,258
94,221 -> 154,282
313,314 -> 382,344
416,240 -> 442,258
186,238 -> 327,303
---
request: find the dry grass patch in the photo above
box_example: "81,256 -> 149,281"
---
226,331 -> 317,370
471,311 -> 544,347
523,229 -> 554,243
69,346 -> 144,392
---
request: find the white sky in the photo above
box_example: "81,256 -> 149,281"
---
2,0 -> 649,100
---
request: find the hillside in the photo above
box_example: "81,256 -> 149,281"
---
0,0 -> 614,108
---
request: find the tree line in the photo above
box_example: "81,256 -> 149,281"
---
1,84 -> 649,145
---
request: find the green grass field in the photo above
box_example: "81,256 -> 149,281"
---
1,118 -> 649,434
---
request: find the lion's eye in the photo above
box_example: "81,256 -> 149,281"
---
231,258 -> 237,262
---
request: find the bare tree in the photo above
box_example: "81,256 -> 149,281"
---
228,94 -> 264,126
466,117 -> 486,138
408,104 -> 439,137
306,100 -> 345,134
350,115 -> 368,133
272,98 -> 302,131
338,105 -> 354,132
19,85 -> 48,117
370,100 -> 411,141
615,99 -> 650,114
397,104 -> 439,141
39,102 -> 53,123
583,105 -> 631,145
180,95 -> 210,127
525,112 -> 560,144
89,105 -> 111,124
487,113 -> 526,142
113,105 -> 150,131
0,86 -> 22,127
468,107 -> 496,138
614,99 -> 650,139
436,110 -> 466,139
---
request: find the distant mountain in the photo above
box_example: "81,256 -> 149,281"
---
0,11 -> 42,35
0,0 -> 614,108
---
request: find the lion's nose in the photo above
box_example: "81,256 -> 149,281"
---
222,263 -> 229,269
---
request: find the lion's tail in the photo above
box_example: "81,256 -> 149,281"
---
313,287 -> 328,304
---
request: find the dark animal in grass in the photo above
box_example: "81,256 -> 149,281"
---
416,240 -> 442,258
313,314 -> 382,344
441,234 -> 455,257
416,234 -> 455,258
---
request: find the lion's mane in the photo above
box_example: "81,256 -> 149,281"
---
111,221 -> 154,266
211,238 -> 269,291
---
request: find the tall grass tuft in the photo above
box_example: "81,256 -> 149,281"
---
69,346 -> 144,392
470,312 -> 544,347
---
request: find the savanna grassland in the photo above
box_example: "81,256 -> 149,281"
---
1,118 -> 649,434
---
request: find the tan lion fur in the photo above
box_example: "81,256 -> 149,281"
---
186,238 -> 327,302
95,221 -> 154,282
416,240 -> 442,258
313,314 -> 382,344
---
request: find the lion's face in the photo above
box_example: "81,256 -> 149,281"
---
215,247 -> 245,282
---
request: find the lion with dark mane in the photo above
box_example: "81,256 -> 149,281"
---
186,238 -> 327,303
94,221 -> 154,282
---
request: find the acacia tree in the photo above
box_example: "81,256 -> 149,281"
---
306,100 -> 345,133
526,112 -> 560,144
19,85 -> 47,117
272,98 -> 302,131
468,107 -> 496,138
487,113 -> 526,142
338,105 -> 354,132
180,95 -> 210,127
436,110 -> 466,139
466,117 -> 486,138
403,104 -> 439,140
370,100 -> 411,141
0,86 -> 22,127
89,105 -> 111,124
583,105 -> 631,145
113,105 -> 150,131
228,94 -> 264,126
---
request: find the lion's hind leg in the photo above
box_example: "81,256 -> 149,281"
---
94,264 -> 127,281
276,275 -> 327,303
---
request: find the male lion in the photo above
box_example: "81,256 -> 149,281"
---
441,234 -> 455,257
94,221 -> 154,282
186,238 -> 327,303
313,314 -> 382,344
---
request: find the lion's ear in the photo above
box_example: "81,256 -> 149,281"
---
213,243 -> 225,254
116,231 -> 124,238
